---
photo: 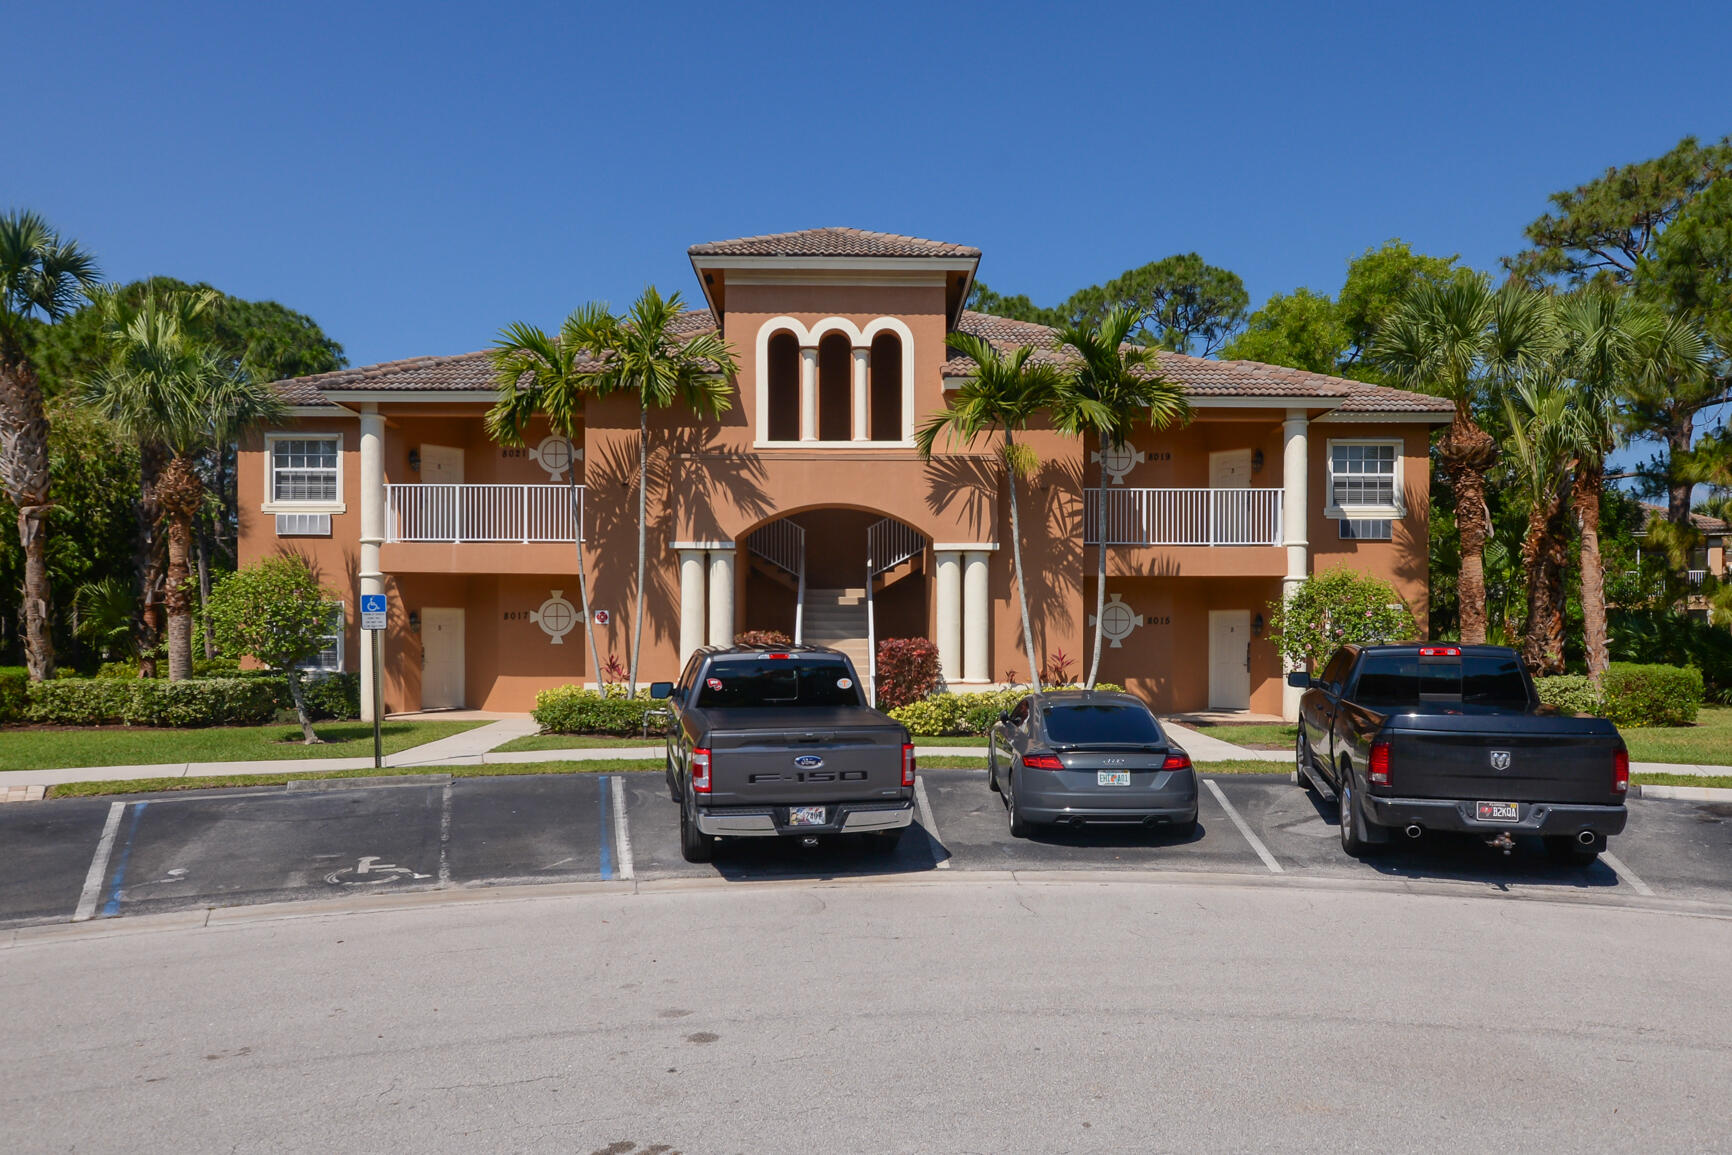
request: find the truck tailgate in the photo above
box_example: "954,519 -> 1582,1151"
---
705,708 -> 907,807
1382,716 -> 1623,806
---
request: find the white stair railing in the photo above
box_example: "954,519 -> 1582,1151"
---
386,483 -> 582,543
865,518 -> 930,705
746,520 -> 807,643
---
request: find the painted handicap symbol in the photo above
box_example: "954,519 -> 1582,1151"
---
323,855 -> 431,886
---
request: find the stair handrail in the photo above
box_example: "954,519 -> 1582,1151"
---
747,520 -> 807,643
867,518 -> 924,577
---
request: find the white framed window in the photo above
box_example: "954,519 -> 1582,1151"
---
299,602 -> 345,673
264,434 -> 344,511
1326,439 -> 1403,519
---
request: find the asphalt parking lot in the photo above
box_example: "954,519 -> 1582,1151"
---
4,769 -> 1731,928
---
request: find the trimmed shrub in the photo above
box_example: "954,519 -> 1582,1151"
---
1267,568 -> 1416,672
1609,609 -> 1732,704
1601,663 -> 1702,728
300,672 -> 360,720
534,685 -> 660,736
876,638 -> 941,710
1534,675 -> 1600,716
0,670 -> 29,724
735,629 -> 792,647
889,684 -> 1126,737
25,677 -> 285,727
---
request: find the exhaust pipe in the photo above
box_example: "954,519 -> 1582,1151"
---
1404,824 -> 1423,840
1577,829 -> 1598,846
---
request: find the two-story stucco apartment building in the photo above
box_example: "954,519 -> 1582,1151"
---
242,228 -> 1451,722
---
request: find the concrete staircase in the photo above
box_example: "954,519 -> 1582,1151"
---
803,588 -> 871,673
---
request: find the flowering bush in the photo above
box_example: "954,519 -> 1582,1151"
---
889,683 -> 1126,736
1267,568 -> 1416,672
736,629 -> 792,647
875,637 -> 941,709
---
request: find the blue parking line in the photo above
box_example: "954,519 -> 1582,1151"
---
99,801 -> 148,918
598,774 -> 615,881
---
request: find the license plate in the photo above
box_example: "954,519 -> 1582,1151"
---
1476,801 -> 1520,823
1097,771 -> 1131,787
788,805 -> 827,827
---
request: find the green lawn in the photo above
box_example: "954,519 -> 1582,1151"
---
1189,723 -> 1298,750
493,732 -> 995,753
0,720 -> 482,771
1621,707 -> 1732,766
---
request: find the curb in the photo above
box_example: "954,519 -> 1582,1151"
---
1636,783 -> 1732,803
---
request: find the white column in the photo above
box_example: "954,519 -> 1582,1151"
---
799,347 -> 818,442
707,547 -> 735,647
935,550 -> 962,683
962,550 -> 990,683
358,404 -> 386,722
851,348 -> 870,441
678,549 -> 707,665
1281,407 -> 1310,722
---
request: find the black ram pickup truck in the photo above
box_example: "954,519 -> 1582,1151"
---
652,644 -> 915,863
1292,644 -> 1629,863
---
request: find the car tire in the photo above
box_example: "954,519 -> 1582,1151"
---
679,803 -> 714,864
1294,731 -> 1315,794
1006,779 -> 1029,838
1338,777 -> 1366,857
1546,835 -> 1602,866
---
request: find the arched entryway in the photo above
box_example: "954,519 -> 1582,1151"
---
742,508 -> 928,688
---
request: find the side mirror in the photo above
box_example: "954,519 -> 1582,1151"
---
1286,671 -> 1311,689
649,681 -> 674,700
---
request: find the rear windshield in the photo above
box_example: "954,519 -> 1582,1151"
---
695,659 -> 861,708
1353,652 -> 1531,710
1043,703 -> 1165,746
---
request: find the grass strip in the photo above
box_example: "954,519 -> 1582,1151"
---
1631,772 -> 1732,790
0,720 -> 483,771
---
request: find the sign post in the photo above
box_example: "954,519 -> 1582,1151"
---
360,594 -> 388,768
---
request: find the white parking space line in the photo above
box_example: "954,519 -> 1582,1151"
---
437,781 -> 454,888
1202,779 -> 1284,874
73,802 -> 127,923
1601,851 -> 1654,897
610,775 -> 635,881
914,775 -> 950,869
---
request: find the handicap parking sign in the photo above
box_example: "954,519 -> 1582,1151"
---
360,593 -> 387,631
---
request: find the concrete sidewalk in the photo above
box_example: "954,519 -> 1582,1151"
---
1161,721 -> 1288,763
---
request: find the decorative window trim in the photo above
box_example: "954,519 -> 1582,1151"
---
751,315 -> 914,449
262,433 -> 346,513
1323,438 -> 1404,520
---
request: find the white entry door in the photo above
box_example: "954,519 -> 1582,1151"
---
1209,448 -> 1253,489
1208,449 -> 1255,544
1208,609 -> 1251,710
421,607 -> 466,711
421,444 -> 464,483
420,446 -> 466,540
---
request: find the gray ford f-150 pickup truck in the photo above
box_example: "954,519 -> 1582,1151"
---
651,644 -> 915,863
1293,643 -> 1629,863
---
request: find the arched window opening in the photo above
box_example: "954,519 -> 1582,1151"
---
870,332 -> 903,441
818,333 -> 852,441
765,330 -> 800,442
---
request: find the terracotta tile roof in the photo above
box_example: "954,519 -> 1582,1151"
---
947,311 -> 1453,414
271,310 -> 720,404
689,227 -> 980,259
1642,504 -> 1730,534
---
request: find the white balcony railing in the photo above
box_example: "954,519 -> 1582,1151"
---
1084,487 -> 1284,546
1688,569 -> 1707,590
386,483 -> 583,543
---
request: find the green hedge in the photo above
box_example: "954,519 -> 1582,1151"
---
1534,663 -> 1703,727
888,685 -> 1126,737
0,671 -> 28,725
300,672 -> 360,721
25,677 -> 286,727
533,686 -> 662,736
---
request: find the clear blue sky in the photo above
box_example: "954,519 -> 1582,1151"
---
9,0 -> 1729,374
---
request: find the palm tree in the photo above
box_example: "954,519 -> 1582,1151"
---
0,211 -> 100,679
1373,275 -> 1554,644
83,289 -> 285,680
1052,305 -> 1192,689
1502,375 -> 1576,674
917,333 -> 1065,692
560,288 -> 737,694
487,309 -> 609,689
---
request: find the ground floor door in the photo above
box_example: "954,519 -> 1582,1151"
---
1208,609 -> 1251,710
421,607 -> 466,710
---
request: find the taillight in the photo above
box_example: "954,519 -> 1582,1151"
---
1613,748 -> 1629,794
902,743 -> 916,787
1161,753 -> 1192,771
1419,646 -> 1461,657
1022,753 -> 1064,770
1368,740 -> 1391,786
691,747 -> 712,794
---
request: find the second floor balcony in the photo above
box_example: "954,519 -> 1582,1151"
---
1084,487 -> 1284,547
386,483 -> 584,543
